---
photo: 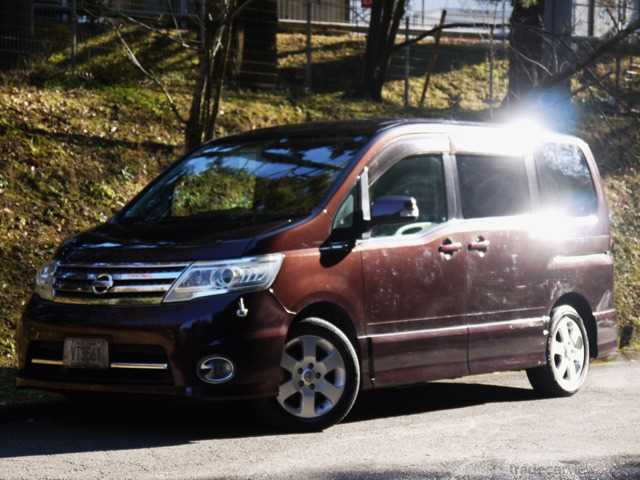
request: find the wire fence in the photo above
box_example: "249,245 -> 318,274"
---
1,0 -> 638,98
4,0 -> 635,61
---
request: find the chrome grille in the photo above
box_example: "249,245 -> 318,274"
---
53,262 -> 189,305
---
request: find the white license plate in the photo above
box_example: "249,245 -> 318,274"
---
63,338 -> 109,369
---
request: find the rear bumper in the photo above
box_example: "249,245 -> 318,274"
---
594,309 -> 618,358
16,291 -> 293,400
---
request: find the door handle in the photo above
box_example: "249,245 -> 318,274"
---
439,239 -> 463,254
469,237 -> 490,252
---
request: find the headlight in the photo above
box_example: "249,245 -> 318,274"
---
164,254 -> 284,303
34,261 -> 58,301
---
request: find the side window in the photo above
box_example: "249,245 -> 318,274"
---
370,155 -> 447,238
535,143 -> 597,216
457,155 -> 530,219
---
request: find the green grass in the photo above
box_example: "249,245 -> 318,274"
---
0,28 -> 638,372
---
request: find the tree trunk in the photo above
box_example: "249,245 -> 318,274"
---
362,0 -> 407,101
507,0 -> 577,107
205,23 -> 233,141
231,0 -> 278,88
506,0 -> 546,101
184,4 -> 226,152
184,0 -> 262,152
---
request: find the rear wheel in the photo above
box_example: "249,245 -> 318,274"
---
260,317 -> 360,431
527,305 -> 590,396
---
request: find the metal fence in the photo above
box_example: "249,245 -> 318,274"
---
278,0 -> 350,23
1,0 -> 638,92
574,0 -> 640,37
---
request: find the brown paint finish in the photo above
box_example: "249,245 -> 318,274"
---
361,228 -> 469,386
462,217 -> 549,373
16,120 -> 618,401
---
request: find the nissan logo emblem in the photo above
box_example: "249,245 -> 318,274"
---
92,273 -> 114,295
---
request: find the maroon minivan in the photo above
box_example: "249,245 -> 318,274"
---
16,120 -> 618,430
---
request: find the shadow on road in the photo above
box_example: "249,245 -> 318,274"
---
0,381 -> 537,459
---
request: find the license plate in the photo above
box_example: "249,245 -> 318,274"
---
63,338 -> 109,369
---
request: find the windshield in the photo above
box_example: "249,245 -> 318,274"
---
119,134 -> 370,225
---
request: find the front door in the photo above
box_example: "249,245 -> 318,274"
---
359,136 -> 469,387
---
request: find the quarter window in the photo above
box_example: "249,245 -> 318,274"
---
370,155 -> 447,238
333,188 -> 355,231
535,143 -> 597,216
457,155 -> 531,219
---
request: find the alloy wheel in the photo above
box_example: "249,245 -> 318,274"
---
277,334 -> 346,419
549,315 -> 587,391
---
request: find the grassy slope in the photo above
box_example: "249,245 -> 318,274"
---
0,30 -> 638,367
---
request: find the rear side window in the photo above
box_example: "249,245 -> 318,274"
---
456,155 -> 531,219
535,143 -> 597,216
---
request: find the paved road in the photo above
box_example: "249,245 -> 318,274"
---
0,358 -> 639,480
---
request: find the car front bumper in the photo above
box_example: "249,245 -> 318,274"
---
15,291 -> 293,400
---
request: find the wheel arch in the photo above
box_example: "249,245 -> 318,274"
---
553,292 -> 598,358
291,302 -> 360,359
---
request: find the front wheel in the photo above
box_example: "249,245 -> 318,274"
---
259,317 -> 360,431
527,305 -> 590,396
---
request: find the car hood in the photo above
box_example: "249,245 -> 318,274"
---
56,219 -> 294,264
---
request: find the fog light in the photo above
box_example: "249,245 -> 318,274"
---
197,356 -> 235,384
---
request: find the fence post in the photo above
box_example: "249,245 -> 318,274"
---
419,9 -> 446,108
29,0 -> 35,37
488,24 -> 494,118
71,0 -> 78,64
200,0 -> 206,46
502,0 -> 507,45
587,0 -> 595,36
404,16 -> 410,107
305,0 -> 312,93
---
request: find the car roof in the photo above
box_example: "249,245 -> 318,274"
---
210,118 -> 581,144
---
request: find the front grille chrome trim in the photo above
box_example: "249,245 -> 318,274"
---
110,362 -> 169,370
56,271 -> 182,281
59,262 -> 190,269
31,359 -> 169,370
31,358 -> 64,366
51,296 -> 166,305
51,262 -> 190,305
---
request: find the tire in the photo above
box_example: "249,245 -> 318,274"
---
526,305 -> 590,397
258,317 -> 360,432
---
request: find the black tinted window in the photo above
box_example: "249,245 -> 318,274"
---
457,155 -> 530,218
535,143 -> 597,216
370,155 -> 447,237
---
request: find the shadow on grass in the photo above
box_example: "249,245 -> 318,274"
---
2,124 -> 178,155
280,42 -> 497,94
0,377 -> 537,458
30,24 -> 197,89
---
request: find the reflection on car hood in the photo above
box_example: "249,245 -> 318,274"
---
57,219 -> 293,264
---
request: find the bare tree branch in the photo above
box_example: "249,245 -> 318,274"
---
83,2 -> 198,50
510,42 -> 553,76
114,26 -> 187,125
536,17 -> 640,90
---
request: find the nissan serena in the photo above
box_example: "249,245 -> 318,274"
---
16,120 -> 618,430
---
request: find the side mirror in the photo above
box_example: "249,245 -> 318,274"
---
371,195 -> 419,226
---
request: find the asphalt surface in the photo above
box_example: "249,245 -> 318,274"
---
0,358 -> 638,480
